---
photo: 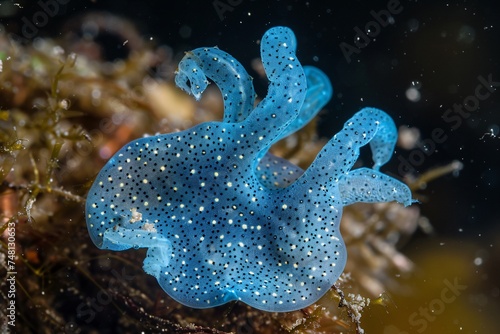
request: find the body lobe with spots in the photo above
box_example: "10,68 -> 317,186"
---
86,27 -> 413,312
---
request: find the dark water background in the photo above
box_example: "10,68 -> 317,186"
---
2,0 -> 499,332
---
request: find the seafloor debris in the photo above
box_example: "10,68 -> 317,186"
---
0,14 -> 462,334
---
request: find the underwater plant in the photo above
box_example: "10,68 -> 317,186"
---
85,26 -> 413,312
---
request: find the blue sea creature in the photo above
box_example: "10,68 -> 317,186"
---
86,26 -> 413,312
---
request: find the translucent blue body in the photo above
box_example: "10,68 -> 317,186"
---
86,27 -> 413,312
